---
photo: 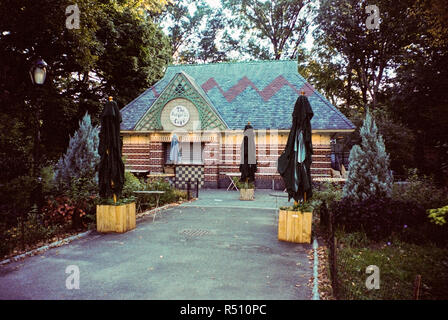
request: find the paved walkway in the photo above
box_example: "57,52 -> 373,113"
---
0,190 -> 312,300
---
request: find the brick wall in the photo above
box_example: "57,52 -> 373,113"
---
123,140 -> 332,189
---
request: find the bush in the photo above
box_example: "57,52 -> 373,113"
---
1,206 -> 62,257
41,195 -> 90,229
130,178 -> 188,211
311,182 -> 343,228
40,165 -> 56,195
54,113 -> 99,193
330,196 -> 427,241
343,109 -> 393,202
392,168 -> 447,210
428,205 -> 448,226
0,175 -> 35,228
121,171 -> 143,199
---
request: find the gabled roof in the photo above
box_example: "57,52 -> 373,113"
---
121,60 -> 355,131
134,71 -> 227,131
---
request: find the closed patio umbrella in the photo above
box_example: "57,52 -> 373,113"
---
169,134 -> 181,164
277,94 -> 314,202
240,123 -> 257,183
98,96 -> 125,202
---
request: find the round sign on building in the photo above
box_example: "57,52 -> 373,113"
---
170,105 -> 190,127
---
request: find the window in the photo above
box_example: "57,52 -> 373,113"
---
164,142 -> 204,164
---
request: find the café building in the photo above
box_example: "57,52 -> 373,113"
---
120,60 -> 355,189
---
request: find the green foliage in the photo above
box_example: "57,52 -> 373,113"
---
156,0 -> 216,63
371,108 -> 415,176
131,178 -> 188,211
315,0 -> 414,109
297,46 -> 359,114
280,201 -> 313,213
311,182 -> 343,228
311,182 -> 343,208
122,172 -> 144,199
427,204 -> 448,226
330,194 -> 448,245
96,6 -> 172,107
40,165 -> 56,195
0,0 -> 171,182
54,113 -> 99,193
223,0 -> 310,60
0,114 -> 33,182
334,232 -> 448,300
97,197 -> 136,206
0,175 -> 35,224
391,169 -> 447,210
343,109 -> 393,202
1,206 -> 62,257
232,177 -> 255,190
428,206 -> 448,226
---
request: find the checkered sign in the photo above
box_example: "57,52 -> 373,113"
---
175,166 -> 204,189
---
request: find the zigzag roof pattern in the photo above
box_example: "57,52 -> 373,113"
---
120,60 -> 355,131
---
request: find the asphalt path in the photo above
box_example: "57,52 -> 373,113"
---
0,190 -> 312,300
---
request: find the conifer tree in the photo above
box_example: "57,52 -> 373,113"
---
54,113 -> 100,191
343,109 -> 393,202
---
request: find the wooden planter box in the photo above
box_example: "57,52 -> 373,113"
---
240,188 -> 254,200
96,202 -> 136,233
278,210 -> 312,243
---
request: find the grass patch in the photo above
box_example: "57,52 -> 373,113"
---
335,231 -> 448,300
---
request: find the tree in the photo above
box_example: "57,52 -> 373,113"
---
0,0 -> 171,183
96,6 -> 172,107
121,0 -> 171,14
195,9 -> 230,63
223,0 -> 311,60
315,0 -> 414,109
388,0 -> 448,181
54,113 -> 100,191
156,0 -> 211,60
343,109 -> 393,202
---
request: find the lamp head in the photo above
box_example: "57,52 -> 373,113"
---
29,58 -> 48,85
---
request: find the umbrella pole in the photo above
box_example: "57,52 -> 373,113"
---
304,192 -> 306,203
111,180 -> 117,204
106,149 -> 117,204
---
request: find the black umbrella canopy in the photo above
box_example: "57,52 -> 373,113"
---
98,97 -> 125,200
239,123 -> 257,183
277,95 -> 314,202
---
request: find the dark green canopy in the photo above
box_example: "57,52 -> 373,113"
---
277,95 -> 314,202
98,100 -> 124,199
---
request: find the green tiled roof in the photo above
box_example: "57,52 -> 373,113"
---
121,60 -> 355,131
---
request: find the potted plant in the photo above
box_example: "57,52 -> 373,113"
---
233,177 -> 255,200
278,202 -> 313,244
96,197 -> 136,233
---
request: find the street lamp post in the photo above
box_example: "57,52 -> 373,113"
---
29,58 -> 47,221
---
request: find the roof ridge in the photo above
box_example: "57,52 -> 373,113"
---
168,59 -> 297,68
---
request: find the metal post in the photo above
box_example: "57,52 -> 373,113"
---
196,178 -> 199,198
187,179 -> 191,200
